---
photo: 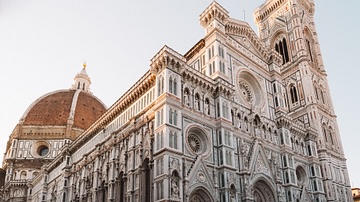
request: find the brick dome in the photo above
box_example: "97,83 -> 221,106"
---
22,90 -> 106,130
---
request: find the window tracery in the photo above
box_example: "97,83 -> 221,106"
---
169,76 -> 177,95
157,75 -> 164,96
169,131 -> 178,149
238,80 -> 253,103
274,37 -> 290,65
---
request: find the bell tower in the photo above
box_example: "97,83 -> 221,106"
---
254,0 -> 324,71
254,0 -> 352,201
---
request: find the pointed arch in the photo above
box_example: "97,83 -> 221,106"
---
304,27 -> 316,64
141,159 -> 151,202
271,31 -> 290,65
115,171 -> 126,202
189,187 -> 214,202
289,83 -> 299,104
252,177 -> 277,202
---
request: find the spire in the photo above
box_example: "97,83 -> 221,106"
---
71,62 -> 91,92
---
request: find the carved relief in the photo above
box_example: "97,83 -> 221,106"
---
254,155 -> 270,176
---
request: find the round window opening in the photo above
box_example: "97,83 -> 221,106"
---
186,127 -> 210,155
296,166 -> 307,185
236,71 -> 264,108
188,134 -> 202,153
37,145 -> 49,157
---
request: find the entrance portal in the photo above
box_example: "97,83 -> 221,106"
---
189,188 -> 213,202
253,180 -> 275,202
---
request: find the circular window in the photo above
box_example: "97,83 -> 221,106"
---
38,145 -> 49,156
188,134 -> 202,153
31,141 -> 50,158
236,70 -> 264,108
296,166 -> 307,186
239,80 -> 253,103
186,126 -> 210,156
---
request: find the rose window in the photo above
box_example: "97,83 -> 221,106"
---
239,80 -> 253,103
236,71 -> 264,108
188,134 -> 202,153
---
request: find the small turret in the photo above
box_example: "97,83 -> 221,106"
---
199,1 -> 229,35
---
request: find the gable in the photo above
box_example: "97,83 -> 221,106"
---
187,156 -> 216,195
225,18 -> 270,62
229,35 -> 264,60
249,141 -> 273,179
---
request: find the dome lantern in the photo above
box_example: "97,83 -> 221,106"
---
71,62 -> 91,92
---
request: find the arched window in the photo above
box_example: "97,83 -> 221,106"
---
275,97 -> 279,107
306,39 -> 313,62
77,82 -> 80,89
315,85 -> 320,100
290,84 -> 298,104
156,132 -> 163,150
329,127 -> 335,145
169,77 -> 173,93
284,171 -> 289,183
173,110 -> 177,125
156,180 -> 164,199
169,131 -> 178,149
82,83 -> 85,90
222,102 -> 229,119
141,159 -> 151,202
323,126 -> 328,142
98,180 -> 107,202
62,193 -> 67,202
169,109 -> 177,126
283,155 -> 288,167
287,190 -> 292,201
320,87 -> 326,104
328,130 -> 334,145
313,180 -> 318,191
169,109 -> 173,124
115,172 -> 125,202
173,78 -> 177,95
275,37 -> 290,65
32,172 -> 39,179
283,38 -> 289,63
158,76 -> 164,96
20,171 -> 27,180
209,63 -> 213,75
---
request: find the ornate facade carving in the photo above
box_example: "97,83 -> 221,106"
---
1,1 -> 351,202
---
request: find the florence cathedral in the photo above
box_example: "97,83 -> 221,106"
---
0,0 -> 352,202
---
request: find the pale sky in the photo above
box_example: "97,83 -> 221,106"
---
0,0 -> 359,187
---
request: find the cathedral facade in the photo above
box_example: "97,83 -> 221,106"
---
2,0 -> 352,202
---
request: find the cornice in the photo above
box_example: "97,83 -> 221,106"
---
68,70 -> 156,159
184,39 -> 205,62
254,0 -> 287,23
150,45 -> 185,75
